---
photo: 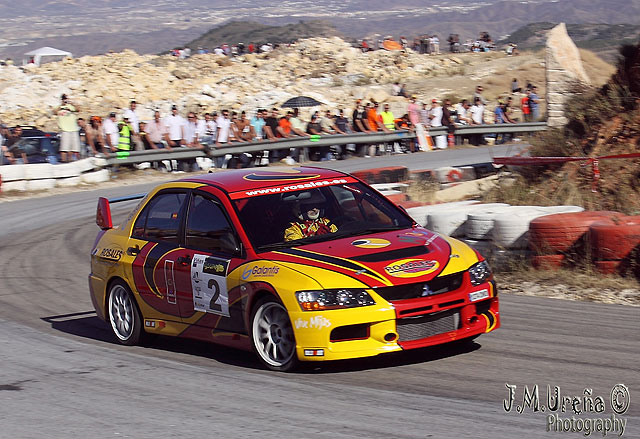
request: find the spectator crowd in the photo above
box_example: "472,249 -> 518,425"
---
1,80 -> 541,168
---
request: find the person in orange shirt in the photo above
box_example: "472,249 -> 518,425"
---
279,112 -> 293,137
366,101 -> 389,156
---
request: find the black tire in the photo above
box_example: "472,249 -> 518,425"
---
107,280 -> 143,346
250,296 -> 299,372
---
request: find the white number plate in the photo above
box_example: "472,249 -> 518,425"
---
469,289 -> 490,302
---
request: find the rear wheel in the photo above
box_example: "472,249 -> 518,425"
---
107,280 -> 143,346
251,297 -> 298,372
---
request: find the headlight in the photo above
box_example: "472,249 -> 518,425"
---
296,289 -> 376,311
468,260 -> 491,286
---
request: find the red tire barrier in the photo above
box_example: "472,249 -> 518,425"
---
589,216 -> 640,261
531,254 -> 565,270
351,166 -> 409,184
594,260 -> 622,275
529,211 -> 622,254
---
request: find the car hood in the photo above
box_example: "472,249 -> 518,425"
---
262,227 -> 480,289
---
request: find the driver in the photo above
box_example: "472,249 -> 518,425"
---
284,198 -> 338,242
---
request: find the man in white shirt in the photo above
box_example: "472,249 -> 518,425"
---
215,110 -> 231,145
184,112 -> 200,147
123,100 -> 140,133
428,99 -> 446,149
102,112 -> 119,152
470,97 -> 485,145
163,105 -> 186,147
198,112 -> 217,146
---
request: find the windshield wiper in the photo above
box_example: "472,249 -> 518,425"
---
256,242 -> 297,252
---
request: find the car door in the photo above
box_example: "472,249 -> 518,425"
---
129,190 -> 188,322
174,191 -> 245,333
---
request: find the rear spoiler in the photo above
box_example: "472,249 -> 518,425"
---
96,193 -> 146,230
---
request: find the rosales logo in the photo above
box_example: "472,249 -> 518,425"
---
384,259 -> 439,278
242,265 -> 280,280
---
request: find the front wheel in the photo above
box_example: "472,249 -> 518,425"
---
107,280 -> 143,346
251,297 -> 298,372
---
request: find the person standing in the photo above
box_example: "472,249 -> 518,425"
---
429,99 -> 446,149
521,91 -> 531,122
55,94 -> 81,162
102,112 -> 119,152
470,97 -> 485,146
529,86 -> 540,121
117,117 -> 133,152
146,111 -> 168,149
164,105 -> 186,148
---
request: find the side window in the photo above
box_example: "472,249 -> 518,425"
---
185,194 -> 238,255
132,192 -> 186,243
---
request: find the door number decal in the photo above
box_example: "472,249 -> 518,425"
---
191,254 -> 230,317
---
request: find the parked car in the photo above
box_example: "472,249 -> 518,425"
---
6,126 -> 60,164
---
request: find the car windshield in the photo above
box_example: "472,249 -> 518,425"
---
233,182 -> 413,251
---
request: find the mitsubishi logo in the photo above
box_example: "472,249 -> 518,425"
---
421,284 -> 434,297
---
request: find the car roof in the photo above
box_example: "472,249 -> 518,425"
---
180,166 -> 351,193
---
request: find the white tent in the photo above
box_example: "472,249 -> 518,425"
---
23,47 -> 72,67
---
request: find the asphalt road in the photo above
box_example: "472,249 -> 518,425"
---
1,148 -> 638,438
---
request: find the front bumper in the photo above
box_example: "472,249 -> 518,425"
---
292,280 -> 499,362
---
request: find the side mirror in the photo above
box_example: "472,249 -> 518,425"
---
96,197 -> 113,230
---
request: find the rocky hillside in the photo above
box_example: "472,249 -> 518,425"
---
0,36 -> 614,132
0,37 -> 481,130
183,20 -> 342,50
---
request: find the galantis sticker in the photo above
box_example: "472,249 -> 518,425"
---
351,238 -> 391,249
191,254 -> 230,317
384,258 -> 439,278
242,265 -> 280,280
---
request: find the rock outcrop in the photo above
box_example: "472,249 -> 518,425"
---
546,23 -> 591,127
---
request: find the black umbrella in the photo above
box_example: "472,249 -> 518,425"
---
281,96 -> 324,108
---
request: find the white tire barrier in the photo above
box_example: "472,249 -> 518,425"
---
1,180 -> 27,192
23,163 -> 54,180
56,176 -> 83,187
81,169 -> 110,184
465,206 -> 518,240
26,179 -> 56,191
1,158 -> 103,192
492,206 -> 584,249
0,164 -> 26,182
427,203 -> 509,237
406,200 -> 480,226
52,161 -> 82,178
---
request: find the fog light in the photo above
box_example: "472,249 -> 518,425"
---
384,332 -> 398,342
304,349 -> 324,357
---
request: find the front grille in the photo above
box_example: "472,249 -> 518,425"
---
374,272 -> 465,301
396,310 -> 460,342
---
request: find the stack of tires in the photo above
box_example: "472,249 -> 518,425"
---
589,216 -> 640,275
528,211 -> 632,272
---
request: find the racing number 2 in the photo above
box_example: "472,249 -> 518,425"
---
207,279 -> 221,312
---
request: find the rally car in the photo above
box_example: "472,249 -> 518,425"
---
89,167 -> 499,371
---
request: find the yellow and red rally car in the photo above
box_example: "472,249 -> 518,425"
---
89,167 -> 499,371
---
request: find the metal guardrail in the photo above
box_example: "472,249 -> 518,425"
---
104,122 -> 547,166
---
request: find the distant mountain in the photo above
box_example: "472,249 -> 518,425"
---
2,0 -> 640,59
498,22 -> 640,62
183,20 -> 342,50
